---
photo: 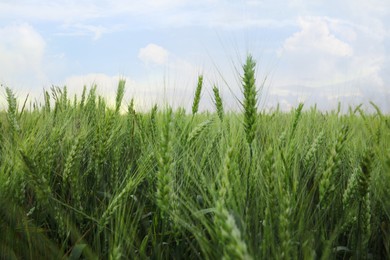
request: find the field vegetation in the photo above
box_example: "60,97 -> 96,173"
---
0,55 -> 389,259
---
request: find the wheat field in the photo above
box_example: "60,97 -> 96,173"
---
0,56 -> 389,259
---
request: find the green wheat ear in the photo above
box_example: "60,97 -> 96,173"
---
44,90 -> 51,113
6,87 -> 20,134
150,104 -> 158,138
187,118 -> 214,144
319,125 -> 349,206
192,75 -> 203,116
115,79 -> 126,114
212,85 -> 224,121
242,54 -> 258,215
289,102 -> 304,140
214,146 -> 252,260
156,108 -> 175,219
242,55 -> 257,145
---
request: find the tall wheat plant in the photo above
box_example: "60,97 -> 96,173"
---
242,55 -> 258,215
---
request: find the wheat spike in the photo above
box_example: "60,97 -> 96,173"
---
115,79 -> 126,114
156,108 -> 175,219
192,75 -> 203,115
213,85 -> 224,121
242,55 -> 257,145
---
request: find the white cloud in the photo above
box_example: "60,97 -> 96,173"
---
276,16 -> 386,92
0,1 -> 102,23
138,44 -> 169,65
136,44 -> 203,109
58,46 -> 200,111
269,87 -> 300,97
0,0 -> 295,32
280,16 -> 353,57
0,1 -> 388,34
0,24 -> 47,88
279,99 -> 293,111
62,24 -> 108,40
326,91 -> 363,100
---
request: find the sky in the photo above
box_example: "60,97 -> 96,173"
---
0,0 -> 389,112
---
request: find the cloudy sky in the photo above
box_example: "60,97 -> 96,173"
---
0,0 -> 389,112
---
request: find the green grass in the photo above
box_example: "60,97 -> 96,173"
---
0,55 -> 389,259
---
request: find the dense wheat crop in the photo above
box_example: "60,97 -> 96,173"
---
0,56 -> 389,259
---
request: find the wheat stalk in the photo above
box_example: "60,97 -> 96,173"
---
242,54 -> 258,215
98,168 -> 145,231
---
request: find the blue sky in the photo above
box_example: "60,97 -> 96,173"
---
0,0 -> 389,112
